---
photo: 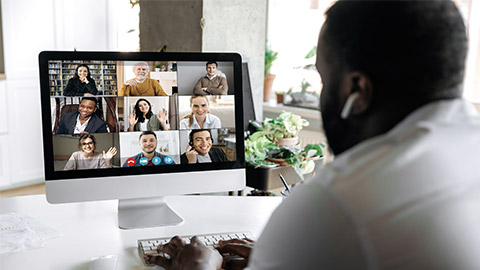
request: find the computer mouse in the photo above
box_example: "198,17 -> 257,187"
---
88,255 -> 117,270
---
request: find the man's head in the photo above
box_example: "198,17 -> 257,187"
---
78,97 -> 98,120
206,61 -> 218,77
139,131 -> 157,155
132,62 -> 149,81
317,1 -> 467,155
189,129 -> 213,156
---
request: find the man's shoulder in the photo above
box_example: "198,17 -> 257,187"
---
129,153 -> 142,160
62,111 -> 78,119
146,78 -> 160,85
90,113 -> 106,123
155,152 -> 167,158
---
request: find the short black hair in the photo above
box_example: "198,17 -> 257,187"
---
323,1 -> 467,101
189,129 -> 212,145
206,61 -> 218,67
139,130 -> 157,140
81,97 -> 98,106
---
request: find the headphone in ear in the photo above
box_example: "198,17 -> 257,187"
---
340,92 -> 360,120
188,130 -> 214,147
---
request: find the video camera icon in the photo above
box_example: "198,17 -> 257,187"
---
139,157 -> 149,166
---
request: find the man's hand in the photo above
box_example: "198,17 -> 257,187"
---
216,238 -> 254,270
186,145 -> 198,163
202,87 -> 209,94
144,236 -> 223,270
83,93 -> 95,97
125,79 -> 138,87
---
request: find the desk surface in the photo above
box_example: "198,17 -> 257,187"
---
0,195 -> 281,270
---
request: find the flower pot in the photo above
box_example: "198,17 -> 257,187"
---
276,137 -> 298,148
276,93 -> 284,104
265,157 -> 289,166
263,73 -> 276,101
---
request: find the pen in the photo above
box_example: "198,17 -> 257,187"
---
278,173 -> 291,194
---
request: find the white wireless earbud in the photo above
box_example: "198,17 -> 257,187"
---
340,92 -> 360,120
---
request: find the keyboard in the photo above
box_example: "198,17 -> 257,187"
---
138,232 -> 254,265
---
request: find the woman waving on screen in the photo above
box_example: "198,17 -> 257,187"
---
127,98 -> 169,131
64,134 -> 117,170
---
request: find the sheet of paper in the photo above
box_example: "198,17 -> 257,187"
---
0,213 -> 62,254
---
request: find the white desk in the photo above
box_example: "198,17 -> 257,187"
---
0,195 -> 281,270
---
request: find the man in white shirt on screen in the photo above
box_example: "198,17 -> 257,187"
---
145,1 -> 480,269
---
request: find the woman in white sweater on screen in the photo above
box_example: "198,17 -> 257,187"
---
180,96 -> 221,129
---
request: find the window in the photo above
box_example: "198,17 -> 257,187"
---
267,0 -> 480,107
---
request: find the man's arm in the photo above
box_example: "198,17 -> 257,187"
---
118,84 -> 129,96
153,80 -> 168,96
193,78 -> 207,95
207,77 -> 228,95
56,114 -> 71,134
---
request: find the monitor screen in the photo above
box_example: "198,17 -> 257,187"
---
39,52 -> 245,228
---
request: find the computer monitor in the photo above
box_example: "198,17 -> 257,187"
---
38,52 -> 245,229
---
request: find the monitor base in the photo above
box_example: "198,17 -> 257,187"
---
118,196 -> 184,229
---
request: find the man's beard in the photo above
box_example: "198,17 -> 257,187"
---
144,149 -> 155,154
321,93 -> 364,156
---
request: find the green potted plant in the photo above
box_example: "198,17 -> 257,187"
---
264,43 -> 278,102
275,90 -> 285,104
245,112 -> 324,177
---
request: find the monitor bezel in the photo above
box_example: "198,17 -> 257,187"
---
39,51 -> 245,181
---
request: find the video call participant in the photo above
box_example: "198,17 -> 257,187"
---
193,61 -> 228,95
145,1 -> 480,269
119,61 -> 167,96
180,96 -> 221,129
63,64 -> 99,96
64,134 -> 117,170
128,98 -> 169,131
56,97 -> 108,135
122,131 -> 175,167
180,129 -> 227,164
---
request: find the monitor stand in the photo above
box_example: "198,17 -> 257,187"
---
118,196 -> 184,229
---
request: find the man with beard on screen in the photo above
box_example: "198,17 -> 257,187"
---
119,61 -> 167,96
123,131 -> 175,167
144,1 -> 480,269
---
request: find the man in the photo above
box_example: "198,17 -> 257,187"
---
193,61 -> 228,95
146,1 -> 480,269
56,97 -> 108,134
180,129 -> 228,164
122,131 -> 175,167
119,61 -> 167,96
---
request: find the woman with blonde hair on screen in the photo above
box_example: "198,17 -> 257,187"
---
180,96 -> 221,129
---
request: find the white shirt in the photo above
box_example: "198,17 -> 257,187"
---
248,99 -> 480,270
179,113 -> 221,129
197,153 -> 212,163
73,115 -> 91,134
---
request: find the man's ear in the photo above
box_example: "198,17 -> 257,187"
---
343,71 -> 373,116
